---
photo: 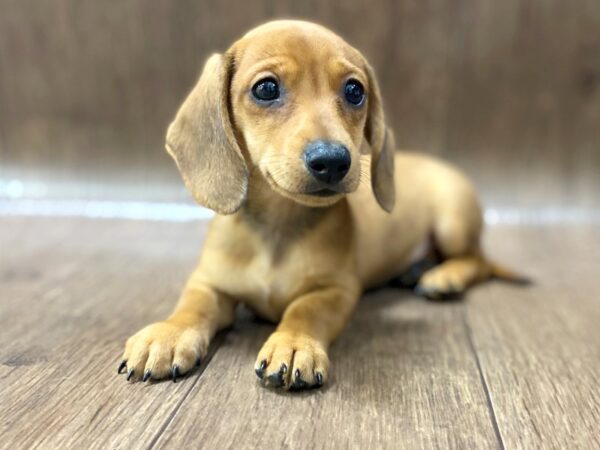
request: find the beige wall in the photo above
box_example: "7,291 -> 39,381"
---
1,0 -> 598,207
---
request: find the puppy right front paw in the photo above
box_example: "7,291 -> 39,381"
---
118,320 -> 208,383
254,331 -> 329,391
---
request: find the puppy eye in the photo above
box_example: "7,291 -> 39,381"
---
344,79 -> 365,106
252,77 -> 280,102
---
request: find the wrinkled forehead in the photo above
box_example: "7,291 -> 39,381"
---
231,22 -> 367,85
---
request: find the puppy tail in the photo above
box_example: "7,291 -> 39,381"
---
486,261 -> 531,285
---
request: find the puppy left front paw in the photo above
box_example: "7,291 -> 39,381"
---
254,331 -> 329,390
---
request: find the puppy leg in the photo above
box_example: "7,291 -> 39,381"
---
416,213 -> 490,299
119,272 -> 237,382
416,255 -> 491,299
254,285 -> 359,390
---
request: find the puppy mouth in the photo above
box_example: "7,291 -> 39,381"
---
265,171 -> 345,199
310,188 -> 339,197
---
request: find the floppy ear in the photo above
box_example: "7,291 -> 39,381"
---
166,53 -> 248,215
364,62 -> 396,213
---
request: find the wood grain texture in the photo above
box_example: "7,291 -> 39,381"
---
0,218 -> 210,449
1,218 -> 599,448
0,0 -> 598,207
466,226 -> 600,449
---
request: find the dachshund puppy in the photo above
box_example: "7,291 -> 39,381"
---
118,20 -> 521,389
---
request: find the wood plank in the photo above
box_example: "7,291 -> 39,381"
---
152,293 -> 499,449
0,217 -> 213,449
3,218 -> 599,448
466,226 -> 600,448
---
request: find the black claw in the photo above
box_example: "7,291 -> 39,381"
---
261,361 -> 287,387
196,357 -> 202,367
265,363 -> 288,388
291,379 -> 310,390
142,370 -> 152,382
255,360 -> 267,379
291,369 -> 309,390
315,372 -> 323,387
267,371 -> 284,388
171,365 -> 180,383
127,368 -> 135,381
117,360 -> 127,374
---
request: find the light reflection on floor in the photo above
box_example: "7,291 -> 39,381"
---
1,175 -> 599,225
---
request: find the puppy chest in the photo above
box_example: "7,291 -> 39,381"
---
219,251 -> 305,320
203,216 -> 346,320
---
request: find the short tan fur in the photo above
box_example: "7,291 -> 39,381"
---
119,20 -> 521,389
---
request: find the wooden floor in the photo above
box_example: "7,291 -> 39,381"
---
0,217 -> 598,449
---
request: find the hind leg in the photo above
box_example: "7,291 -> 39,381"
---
416,211 -> 490,300
416,255 -> 491,299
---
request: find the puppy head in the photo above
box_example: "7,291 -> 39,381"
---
166,20 -> 395,215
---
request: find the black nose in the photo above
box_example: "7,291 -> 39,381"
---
303,141 -> 351,185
